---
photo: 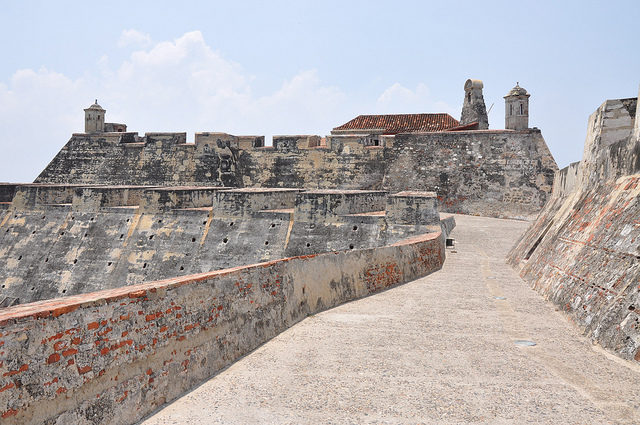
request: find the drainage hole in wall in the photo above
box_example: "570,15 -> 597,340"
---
202,221 -> 207,225
223,238 -> 228,243
264,241 -> 269,245
42,216 -> 46,219
5,229 -> 8,233
143,263 -> 147,269
1,285 -> 4,289
45,258 -> 49,263
192,237 -> 196,242
30,287 -> 35,291
84,233 -> 88,237
120,234 -> 124,239
71,216 -> 75,220
107,262 -> 112,266
13,215 -> 17,218
179,266 -> 184,271
158,219 -> 162,223
349,244 -> 354,250
629,305 -> 636,311
229,222 -> 234,227
32,231 -> 36,234
306,243 -> 311,247
126,218 -> 130,222
90,217 -> 94,222
353,225 -> 358,231
302,286 -> 306,294
149,235 -> 154,240
73,259 -> 77,264
18,255 -> 22,260
270,223 -> 275,228
62,290 -> 66,294
60,232 -> 65,236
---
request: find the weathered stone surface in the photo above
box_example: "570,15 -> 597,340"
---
508,89 -> 640,362
34,128 -> 558,219
460,79 -> 489,129
0,186 -> 443,305
384,129 -> 557,219
0,228 -> 444,425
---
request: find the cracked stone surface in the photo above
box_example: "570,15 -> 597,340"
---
141,214 -> 640,424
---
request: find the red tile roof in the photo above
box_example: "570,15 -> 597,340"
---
333,113 -> 460,134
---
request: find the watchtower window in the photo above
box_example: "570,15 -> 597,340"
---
509,104 -> 513,116
467,92 -> 471,102
520,104 -> 524,115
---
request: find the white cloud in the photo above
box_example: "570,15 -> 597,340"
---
117,29 -> 152,48
376,82 -> 455,116
0,30 -> 451,181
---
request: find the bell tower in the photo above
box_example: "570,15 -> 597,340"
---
84,100 -> 105,133
504,83 -> 530,130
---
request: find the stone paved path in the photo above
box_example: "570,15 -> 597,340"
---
141,214 -> 640,424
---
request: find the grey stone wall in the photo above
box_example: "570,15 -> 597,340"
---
383,129 -> 557,219
0,185 -> 442,305
34,128 -> 557,219
508,90 -> 640,363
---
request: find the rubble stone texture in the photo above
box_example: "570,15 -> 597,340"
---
509,90 -> 640,362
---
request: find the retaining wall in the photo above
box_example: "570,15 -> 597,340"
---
508,90 -> 640,362
0,230 -> 445,424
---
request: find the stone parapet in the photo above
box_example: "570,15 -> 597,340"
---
0,230 -> 444,425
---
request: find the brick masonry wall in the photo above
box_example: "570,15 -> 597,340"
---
508,92 -> 640,362
0,230 -> 445,425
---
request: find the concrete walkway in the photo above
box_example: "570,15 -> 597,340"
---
141,214 -> 640,424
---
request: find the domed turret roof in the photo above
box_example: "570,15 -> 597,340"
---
505,83 -> 529,97
85,99 -> 105,110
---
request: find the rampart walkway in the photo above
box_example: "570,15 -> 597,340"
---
141,214 -> 640,424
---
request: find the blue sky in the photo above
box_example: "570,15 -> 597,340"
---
0,0 -> 638,181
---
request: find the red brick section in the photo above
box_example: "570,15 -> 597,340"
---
333,113 -> 460,134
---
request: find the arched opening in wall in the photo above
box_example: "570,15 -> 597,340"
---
524,220 -> 554,260
520,103 -> 524,115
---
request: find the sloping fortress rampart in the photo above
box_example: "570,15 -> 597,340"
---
509,88 -> 640,362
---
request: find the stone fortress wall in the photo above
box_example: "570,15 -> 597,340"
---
35,80 -> 558,220
0,79 -> 559,424
0,184 -> 446,306
35,130 -> 557,220
508,89 -> 640,362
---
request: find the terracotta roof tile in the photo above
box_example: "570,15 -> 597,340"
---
333,113 -> 459,134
